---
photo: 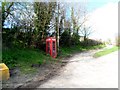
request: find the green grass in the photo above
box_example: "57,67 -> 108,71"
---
93,46 -> 118,58
2,44 -> 105,74
59,44 -> 105,57
2,47 -> 53,74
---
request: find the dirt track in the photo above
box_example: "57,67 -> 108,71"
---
37,51 -> 118,88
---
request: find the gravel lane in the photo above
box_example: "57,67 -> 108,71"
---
38,50 -> 118,88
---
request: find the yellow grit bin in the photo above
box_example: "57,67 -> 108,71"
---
0,63 -> 10,80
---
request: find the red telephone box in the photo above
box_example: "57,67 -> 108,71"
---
46,37 -> 57,58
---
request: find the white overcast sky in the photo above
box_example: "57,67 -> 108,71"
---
86,2 -> 118,42
63,1 -> 118,42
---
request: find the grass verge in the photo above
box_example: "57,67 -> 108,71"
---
2,47 -> 54,74
59,44 -> 105,57
2,44 -> 105,74
93,46 -> 118,58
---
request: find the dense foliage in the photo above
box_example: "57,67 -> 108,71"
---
2,2 -> 105,70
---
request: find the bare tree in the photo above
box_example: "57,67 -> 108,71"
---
80,25 -> 94,41
71,4 -> 88,35
79,10 -> 94,41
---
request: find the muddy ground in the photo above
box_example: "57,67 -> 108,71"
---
2,54 -> 71,89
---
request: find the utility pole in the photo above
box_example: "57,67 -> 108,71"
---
56,2 -> 60,54
57,3 -> 60,53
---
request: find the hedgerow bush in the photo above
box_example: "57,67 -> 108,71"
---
81,39 -> 103,47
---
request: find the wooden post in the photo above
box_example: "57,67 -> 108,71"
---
56,3 -> 60,54
57,3 -> 60,53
